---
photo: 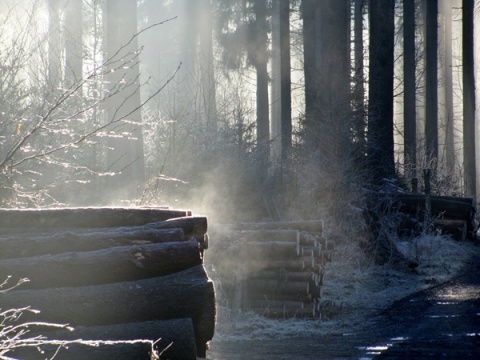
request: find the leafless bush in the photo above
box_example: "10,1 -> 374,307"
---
0,2 -> 178,207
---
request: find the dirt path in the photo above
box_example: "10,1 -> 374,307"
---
359,255 -> 480,359
206,254 -> 480,359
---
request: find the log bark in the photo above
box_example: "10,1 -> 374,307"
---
233,229 -> 300,242
299,245 -> 321,257
248,278 -> 310,298
0,216 -> 208,255
0,227 -> 185,259
321,250 -> 333,264
308,282 -> 321,298
366,192 -> 477,243
0,265 -> 215,356
248,299 -> 310,309
0,217 -> 207,240
326,239 -> 335,250
313,271 -> 324,286
248,292 -> 312,303
368,193 -> 475,223
0,240 -> 202,289
243,241 -> 300,260
249,256 -> 317,272
251,306 -> 315,318
434,219 -> 468,241
300,233 -> 325,246
0,207 -> 191,230
252,270 -> 314,283
10,319 -> 197,360
223,220 -> 323,233
164,216 -> 208,238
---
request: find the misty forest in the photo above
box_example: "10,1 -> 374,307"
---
0,0 -> 478,220
1,0 -> 480,358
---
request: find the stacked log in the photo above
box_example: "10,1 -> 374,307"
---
11,319 -> 198,360
0,207 -> 215,359
366,192 -> 477,241
207,220 -> 332,319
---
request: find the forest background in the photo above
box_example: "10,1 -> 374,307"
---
0,0 -> 479,231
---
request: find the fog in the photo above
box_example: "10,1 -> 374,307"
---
1,2 -> 480,358
0,0 -> 478,227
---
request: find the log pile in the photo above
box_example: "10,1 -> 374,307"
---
366,192 -> 477,241
0,207 -> 215,360
207,220 -> 333,319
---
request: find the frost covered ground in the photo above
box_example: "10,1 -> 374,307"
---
206,233 -> 480,342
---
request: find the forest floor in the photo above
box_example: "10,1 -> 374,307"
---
204,233 -> 480,359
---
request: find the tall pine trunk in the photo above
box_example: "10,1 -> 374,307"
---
317,0 -> 350,165
48,0 -> 61,90
404,0 -> 417,182
368,0 -> 395,185
64,0 -> 83,88
352,0 -> 366,157
199,0 -> 218,142
105,0 -> 145,201
302,0 -> 319,150
302,0 -> 349,164
441,0 -> 455,172
271,0 -> 292,164
462,0 -> 476,198
425,0 -> 438,162
254,0 -> 270,166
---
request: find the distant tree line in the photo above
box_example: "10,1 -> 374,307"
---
0,0 -> 477,222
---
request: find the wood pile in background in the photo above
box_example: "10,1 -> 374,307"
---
0,207 -> 215,360
366,192 -> 477,241
207,220 -> 334,319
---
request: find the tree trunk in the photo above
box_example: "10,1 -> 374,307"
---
298,245 -> 322,257
271,0 -> 282,162
248,256 -> 318,273
367,0 -> 395,184
249,299 -> 310,309
105,0 -> 145,200
243,241 -> 300,260
180,0 -> 199,92
48,0 -> 61,90
0,207 -> 191,230
441,0 -> 455,172
368,193 -> 475,221
366,192 -> 476,240
0,265 -> 215,356
165,216 -> 208,238
252,306 -> 316,319
252,270 -> 315,283
462,0 -> 476,198
302,0 -> 320,150
0,227 -> 185,259
64,0 -> 83,87
230,229 -> 300,242
271,0 -> 292,164
11,319 -> 197,360
404,0 -> 417,180
254,0 -> 270,165
352,0 -> 366,156
316,0 -> 350,164
222,219 -> 323,233
0,240 -> 202,289
248,278 -> 311,298
425,0 -> 438,162
199,0 -> 218,139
